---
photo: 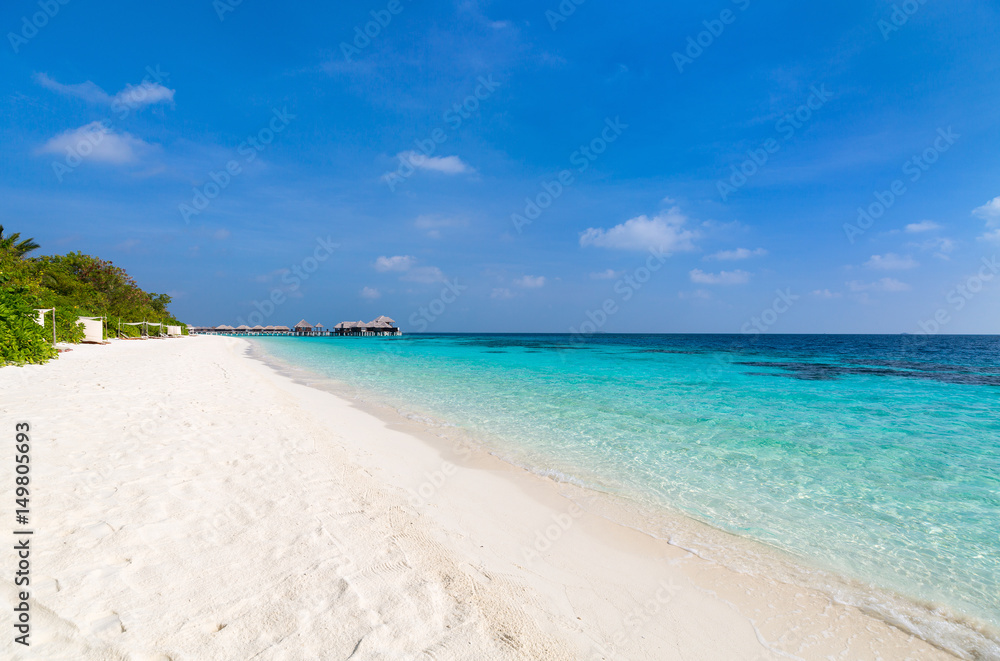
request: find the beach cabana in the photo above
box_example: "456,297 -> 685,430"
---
294,320 -> 313,335
251,325 -> 264,334
78,317 -> 105,343
273,325 -> 290,333
236,324 -> 251,334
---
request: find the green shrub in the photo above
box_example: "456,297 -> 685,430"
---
0,280 -> 57,366
41,306 -> 85,344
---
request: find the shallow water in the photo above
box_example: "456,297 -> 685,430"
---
252,333 -> 1000,655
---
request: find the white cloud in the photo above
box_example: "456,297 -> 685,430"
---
972,196 -> 1000,226
397,151 -> 473,174
973,197 -> 1000,242
580,207 -> 697,252
360,286 -> 381,299
590,269 -> 622,280
865,253 -> 918,270
402,266 -> 446,283
847,278 -> 911,293
514,275 -> 545,288
811,289 -> 842,299
491,288 -> 514,299
36,73 -> 174,109
374,255 -> 416,272
38,121 -> 149,164
905,221 -> 940,233
112,81 -> 175,108
689,269 -> 750,285
213,229 -> 231,240
705,247 -> 767,261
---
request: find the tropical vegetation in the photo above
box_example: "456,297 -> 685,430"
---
0,225 -> 185,366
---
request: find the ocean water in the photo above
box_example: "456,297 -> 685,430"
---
252,333 -> 1000,656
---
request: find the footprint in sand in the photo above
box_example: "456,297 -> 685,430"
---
89,612 -> 125,637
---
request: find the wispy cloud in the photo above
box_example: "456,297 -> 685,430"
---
590,269 -> 622,280
705,247 -> 767,261
689,269 -> 750,285
491,287 -> 514,299
972,196 -> 1000,225
847,278 -> 911,292
514,275 -> 545,288
374,255 -> 416,272
415,214 -> 467,238
812,289 -> 843,299
905,220 -> 940,233
973,196 -> 1000,242
374,255 -> 446,284
115,238 -> 141,252
908,236 -> 956,259
580,207 -> 697,252
38,121 -> 150,164
865,253 -> 918,270
401,266 -> 446,283
35,73 -> 175,109
360,286 -> 381,299
678,289 -> 712,300
396,151 -> 473,174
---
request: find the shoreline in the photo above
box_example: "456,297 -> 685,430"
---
0,336 -> 970,659
244,337 -> 984,659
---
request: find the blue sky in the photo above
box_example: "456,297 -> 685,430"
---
2,0 -> 999,333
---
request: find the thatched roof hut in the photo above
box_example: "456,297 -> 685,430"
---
236,324 -> 251,331
294,319 -> 313,332
372,315 -> 396,324
252,325 -> 264,331
273,325 -> 290,332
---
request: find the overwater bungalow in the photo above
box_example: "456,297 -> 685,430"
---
190,317 -> 399,336
333,316 -> 401,336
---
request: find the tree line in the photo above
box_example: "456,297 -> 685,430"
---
0,226 -> 185,365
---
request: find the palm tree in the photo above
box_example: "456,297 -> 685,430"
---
0,226 -> 40,257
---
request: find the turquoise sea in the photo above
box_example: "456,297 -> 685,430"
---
252,334 -> 1000,658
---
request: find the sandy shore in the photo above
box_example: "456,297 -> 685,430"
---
0,336 -> 957,660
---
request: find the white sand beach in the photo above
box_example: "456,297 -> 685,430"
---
0,336 -> 956,660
